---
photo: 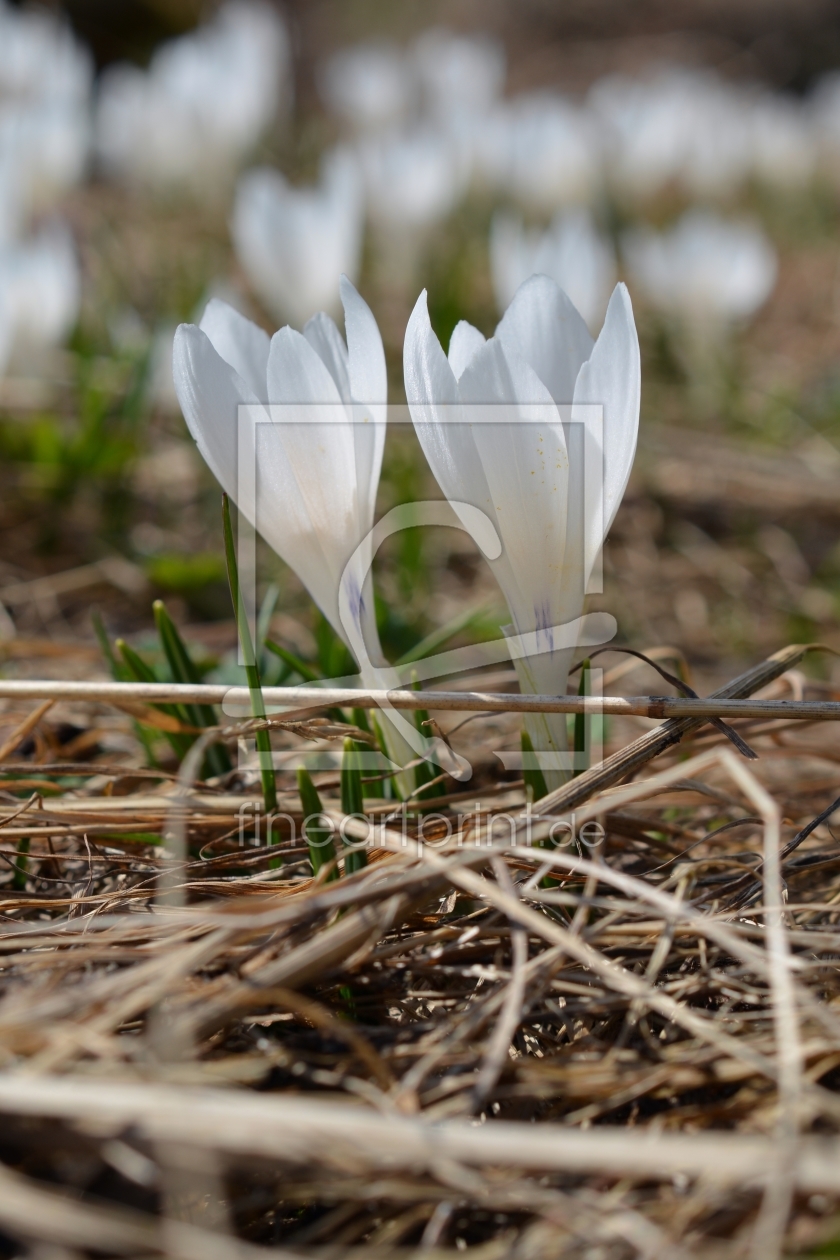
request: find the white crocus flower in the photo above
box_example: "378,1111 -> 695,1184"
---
318,41 -> 414,134
590,67 -> 751,201
96,1 -> 289,193
358,124 -> 468,234
0,222 -> 80,376
232,149 -> 364,328
491,93 -> 600,211
413,28 -> 505,121
490,209 -> 616,332
809,72 -> 840,184
172,276 -> 386,660
404,275 -> 640,789
623,210 -> 778,326
0,1 -> 92,221
748,92 -> 817,190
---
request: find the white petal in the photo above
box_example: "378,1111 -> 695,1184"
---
341,274 -> 386,411
403,288 -> 460,410
267,325 -> 345,406
495,273 -> 593,403
457,338 -> 576,638
448,319 -> 486,380
198,298 -> 269,401
573,282 -> 640,574
173,322 -> 256,504
339,275 -> 387,529
303,310 -> 351,402
266,324 -> 361,603
404,290 -> 496,551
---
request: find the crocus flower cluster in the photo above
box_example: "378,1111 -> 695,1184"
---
0,1 -> 87,375
173,274 -> 641,788
0,0 -> 92,233
228,30 -> 803,334
95,1 -> 290,193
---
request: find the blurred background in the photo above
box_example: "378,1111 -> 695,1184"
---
3,0 -> 840,699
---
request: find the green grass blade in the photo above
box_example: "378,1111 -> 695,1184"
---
92,610 -> 126,680
573,658 -> 591,779
371,712 -> 400,800
521,728 -> 548,805
222,494 -> 278,826
297,767 -> 337,880
340,736 -> 367,874
264,638 -> 320,682
12,837 -> 29,891
256,583 -> 279,654
352,707 -> 383,799
410,675 -> 446,800
94,612 -> 157,765
116,638 -> 193,762
396,602 -> 493,667
153,599 -> 231,777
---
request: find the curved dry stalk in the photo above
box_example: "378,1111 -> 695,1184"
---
470,857 -> 528,1111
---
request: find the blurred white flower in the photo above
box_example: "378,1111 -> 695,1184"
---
358,125 -> 468,233
172,276 -> 387,655
591,67 -> 751,201
232,148 -> 364,328
413,28 -> 505,121
318,41 -> 414,134
95,1 -> 289,192
490,208 -> 616,331
0,222 -> 80,374
0,156 -> 23,245
491,93 -> 600,211
404,275 -> 640,789
809,72 -> 840,183
589,70 -> 686,199
0,1 -> 92,223
623,210 -> 778,325
0,1 -> 91,104
748,92 -> 817,189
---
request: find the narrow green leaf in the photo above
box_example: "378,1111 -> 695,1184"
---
371,712 -> 400,800
264,639 -> 347,724
297,766 -> 338,880
12,837 -> 29,891
92,610 -> 125,680
256,583 -> 279,655
396,602 -> 493,667
521,728 -> 548,805
340,736 -> 367,874
352,707 -> 383,799
116,638 -> 192,762
351,706 -> 371,735
264,638 -> 320,682
410,675 -> 446,800
153,599 -> 231,777
573,658 -> 591,778
94,612 -> 156,765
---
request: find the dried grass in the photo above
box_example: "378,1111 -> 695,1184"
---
1,647 -> 840,1258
